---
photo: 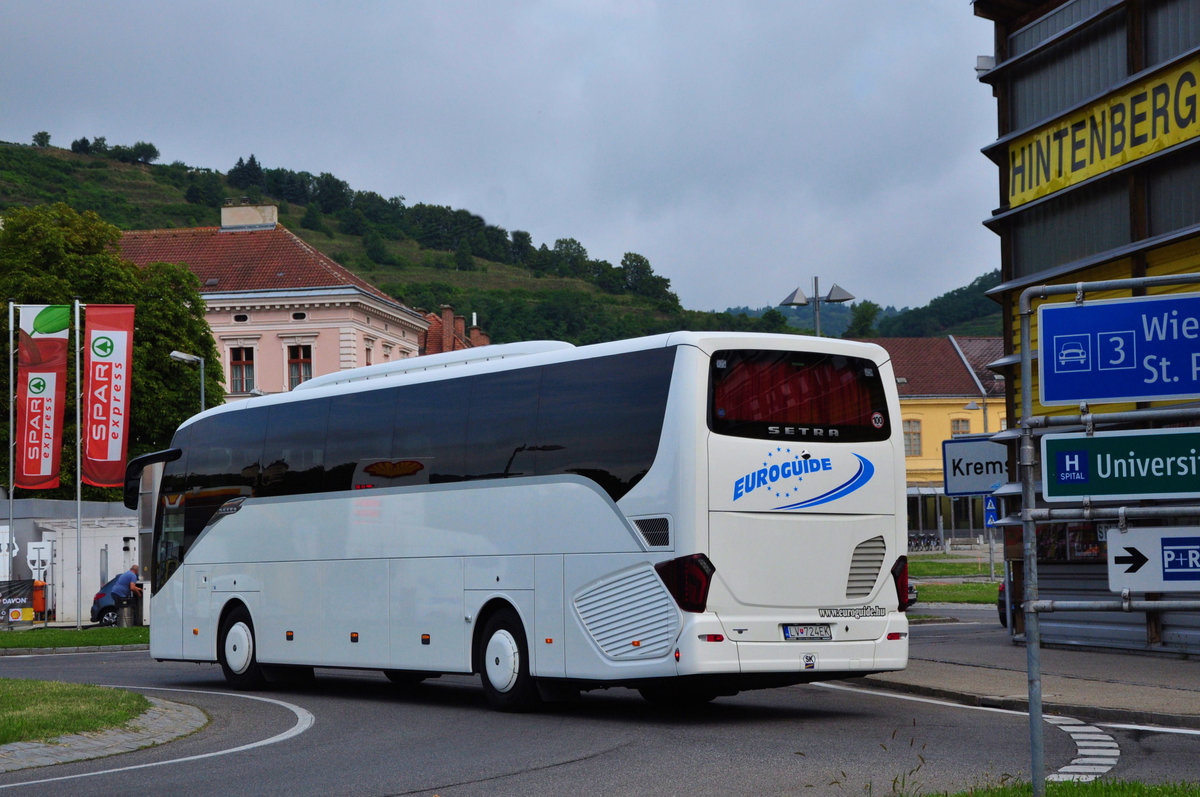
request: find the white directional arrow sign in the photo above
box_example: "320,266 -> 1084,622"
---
1107,527 -> 1200,593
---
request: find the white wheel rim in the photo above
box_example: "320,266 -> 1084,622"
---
484,629 -> 520,693
225,621 -> 254,675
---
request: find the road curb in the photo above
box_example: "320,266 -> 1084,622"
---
0,695 -> 207,774
0,644 -> 148,657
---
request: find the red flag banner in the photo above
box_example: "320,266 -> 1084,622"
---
15,305 -> 70,490
82,305 -> 136,487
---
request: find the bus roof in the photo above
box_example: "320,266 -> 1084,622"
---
178,331 -> 891,428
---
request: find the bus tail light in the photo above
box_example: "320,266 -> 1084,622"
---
891,556 -> 910,612
655,553 -> 715,613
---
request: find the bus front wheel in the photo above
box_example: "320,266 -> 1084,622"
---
479,608 -> 540,712
219,606 -> 266,689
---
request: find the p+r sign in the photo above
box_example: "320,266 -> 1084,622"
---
1038,292 -> 1200,406
1106,527 -> 1200,593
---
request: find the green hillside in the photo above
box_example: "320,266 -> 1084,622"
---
0,137 -> 1000,342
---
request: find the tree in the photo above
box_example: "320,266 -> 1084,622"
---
0,204 -> 219,500
32,131 -> 50,148
511,230 -> 533,265
843,300 -> 882,338
70,137 -> 91,154
454,237 -> 475,271
129,141 -> 160,164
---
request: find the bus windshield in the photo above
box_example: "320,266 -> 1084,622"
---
709,349 -> 890,442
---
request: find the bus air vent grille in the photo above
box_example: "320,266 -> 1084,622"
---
846,535 -> 886,598
574,566 -> 679,660
634,517 -> 671,547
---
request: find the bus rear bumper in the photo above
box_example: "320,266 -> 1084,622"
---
673,613 -> 908,678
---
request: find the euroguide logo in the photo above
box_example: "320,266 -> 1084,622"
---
732,447 -> 875,510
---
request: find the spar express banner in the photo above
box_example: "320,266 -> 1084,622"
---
82,305 -> 135,487
15,305 -> 69,489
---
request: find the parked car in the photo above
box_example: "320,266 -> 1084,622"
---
90,575 -> 121,626
997,580 -> 1019,627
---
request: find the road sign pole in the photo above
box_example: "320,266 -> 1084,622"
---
1019,301 -> 1046,797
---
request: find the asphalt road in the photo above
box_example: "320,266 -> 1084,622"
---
1,611 -> 1197,795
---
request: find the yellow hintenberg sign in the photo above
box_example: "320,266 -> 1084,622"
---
1009,55 -> 1200,207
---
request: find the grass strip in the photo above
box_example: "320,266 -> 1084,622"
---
0,678 -> 149,745
914,582 -> 998,605
909,559 -> 997,578
0,626 -> 149,649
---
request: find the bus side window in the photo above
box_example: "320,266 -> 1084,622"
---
326,389 -> 397,491
536,348 -> 675,501
261,398 -> 330,496
464,368 -> 542,479
184,409 -> 267,534
391,379 -> 468,484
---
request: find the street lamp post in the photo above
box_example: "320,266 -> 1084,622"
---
169,350 -> 205,413
780,276 -> 855,336
965,398 -> 989,433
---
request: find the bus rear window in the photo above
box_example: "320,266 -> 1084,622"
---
709,349 -> 890,442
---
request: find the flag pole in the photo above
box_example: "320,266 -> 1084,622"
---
6,302 -> 14,620
74,299 -> 82,629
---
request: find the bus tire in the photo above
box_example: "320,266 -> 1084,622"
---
219,605 -> 266,689
478,608 -> 540,712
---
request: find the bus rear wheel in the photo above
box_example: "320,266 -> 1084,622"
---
219,606 -> 266,689
479,608 -> 540,712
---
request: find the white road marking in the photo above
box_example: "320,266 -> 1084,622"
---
0,686 -> 314,790
816,682 -> 1127,783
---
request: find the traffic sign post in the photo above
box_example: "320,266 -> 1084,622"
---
942,436 -> 1007,496
1041,427 -> 1200,503
1038,292 -> 1200,405
1106,527 -> 1200,593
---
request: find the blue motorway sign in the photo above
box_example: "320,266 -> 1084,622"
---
1038,292 -> 1200,405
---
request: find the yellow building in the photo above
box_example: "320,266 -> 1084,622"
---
861,336 -> 1006,536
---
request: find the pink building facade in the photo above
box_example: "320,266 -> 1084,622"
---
121,204 -> 429,400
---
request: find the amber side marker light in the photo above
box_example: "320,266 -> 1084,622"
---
286,631 -> 294,641
350,632 -> 359,643
192,628 -> 199,636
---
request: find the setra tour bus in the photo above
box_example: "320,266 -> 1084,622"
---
125,331 -> 910,710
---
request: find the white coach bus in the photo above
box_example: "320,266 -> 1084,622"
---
126,332 -> 910,710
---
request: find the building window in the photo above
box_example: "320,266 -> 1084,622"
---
292,312 -> 307,321
903,420 -> 922,457
951,418 -> 971,437
233,313 -> 249,323
230,347 -> 255,393
383,345 -> 392,361
288,344 -> 312,389
365,340 -> 374,366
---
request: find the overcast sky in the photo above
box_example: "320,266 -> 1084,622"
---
1,1 -> 998,313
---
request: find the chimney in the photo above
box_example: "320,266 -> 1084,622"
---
441,305 -> 454,353
454,314 -> 466,346
469,327 -> 490,347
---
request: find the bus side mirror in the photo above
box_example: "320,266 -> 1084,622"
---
123,448 -> 182,510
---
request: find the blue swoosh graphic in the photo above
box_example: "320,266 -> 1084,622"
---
773,454 -> 875,510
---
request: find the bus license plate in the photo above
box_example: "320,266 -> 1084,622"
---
783,624 -> 831,640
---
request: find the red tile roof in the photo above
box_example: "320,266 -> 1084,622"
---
119,225 -> 397,305
856,337 -> 982,397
